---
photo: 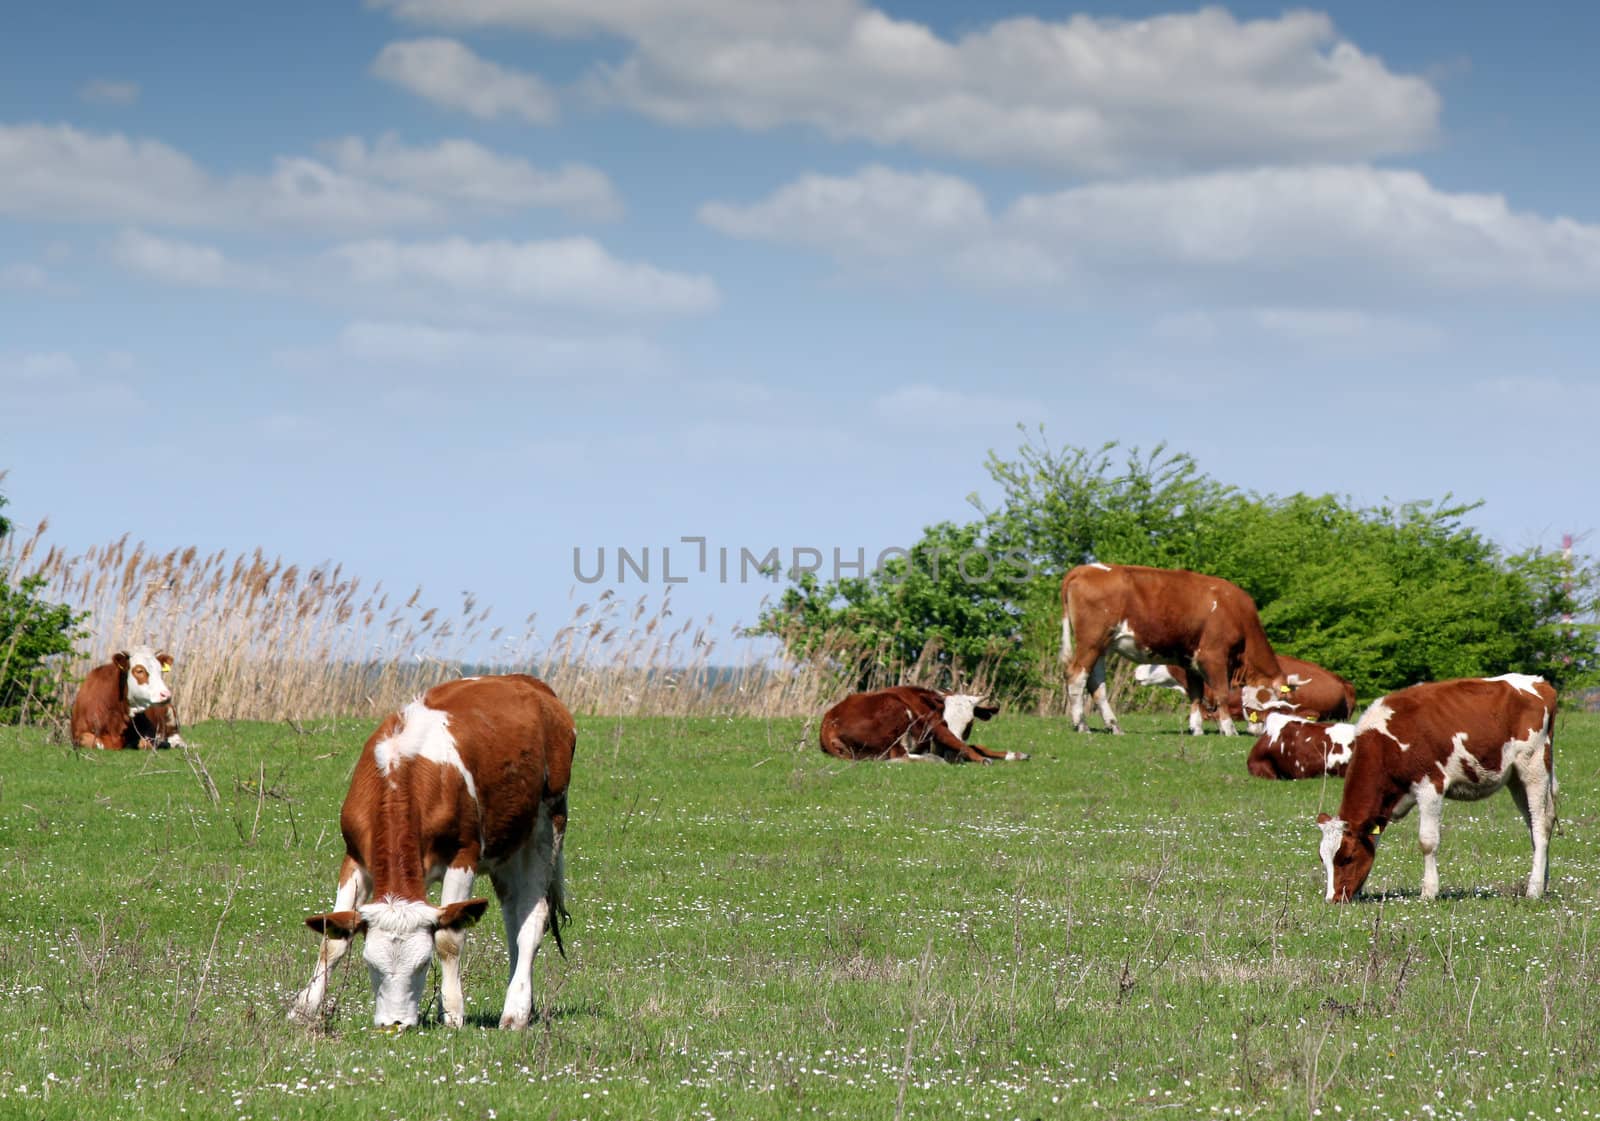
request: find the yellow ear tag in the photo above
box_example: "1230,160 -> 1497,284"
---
1370,824 -> 1383,835
1280,684 -> 1293,694
161,662 -> 173,673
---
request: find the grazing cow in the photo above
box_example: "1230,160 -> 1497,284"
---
70,647 -> 184,750
819,687 -> 1028,764
290,674 -> 575,1030
1246,713 -> 1356,780
1315,674 -> 1557,903
1060,563 -> 1290,736
1135,655 -> 1356,729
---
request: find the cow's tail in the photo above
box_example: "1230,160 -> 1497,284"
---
1059,582 -> 1076,667
546,793 -> 570,958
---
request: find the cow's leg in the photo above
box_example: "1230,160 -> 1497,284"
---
493,803 -> 560,1029
290,856 -> 371,1022
1182,674 -> 1207,737
1415,786 -> 1444,901
435,861 -> 478,1027
1088,656 -> 1122,734
1509,762 -> 1555,900
1191,654 -> 1237,736
960,741 -> 1031,762
1066,662 -> 1091,733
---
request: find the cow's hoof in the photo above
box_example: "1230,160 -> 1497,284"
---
1109,726 -> 1125,736
499,1012 -> 530,1030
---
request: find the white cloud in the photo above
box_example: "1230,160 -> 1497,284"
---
704,163 -> 1600,300
110,229 -> 231,286
324,134 -> 620,219
0,262 -> 50,291
79,79 -> 141,106
333,320 -> 664,374
874,384 -> 1040,429
327,236 -> 719,315
372,1 -> 1438,173
372,38 -> 558,123
0,123 -> 611,233
0,350 -> 144,414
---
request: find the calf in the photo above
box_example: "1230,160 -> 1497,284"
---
819,687 -> 1027,764
70,647 -> 184,750
1315,674 -> 1557,903
1061,563 -> 1290,736
1246,713 -> 1356,780
1135,654 -> 1355,730
290,674 -> 575,1030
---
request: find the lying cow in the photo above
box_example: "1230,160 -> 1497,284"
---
70,646 -> 184,750
1316,674 -> 1557,903
819,686 -> 1027,764
1061,563 -> 1290,736
1246,713 -> 1356,780
1135,653 -> 1356,730
291,674 -> 575,1030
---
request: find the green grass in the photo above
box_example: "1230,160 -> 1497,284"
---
4,709 -> 1600,1120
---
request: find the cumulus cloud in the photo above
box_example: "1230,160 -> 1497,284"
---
371,1 -> 1438,173
111,228 -> 232,286
0,123 -> 612,232
326,236 -> 720,315
371,38 -> 558,122
324,134 -> 620,219
0,350 -> 144,414
79,79 -> 141,106
703,163 -> 1600,299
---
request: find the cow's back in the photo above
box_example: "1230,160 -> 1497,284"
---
1065,564 -> 1252,650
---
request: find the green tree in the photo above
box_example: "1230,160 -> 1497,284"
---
0,491 -> 87,723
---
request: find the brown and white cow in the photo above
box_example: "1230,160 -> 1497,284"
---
1060,563 -> 1290,736
819,686 -> 1027,764
1135,654 -> 1356,730
70,646 -> 184,750
290,674 -> 575,1030
1246,713 -> 1356,780
1315,674 -> 1557,903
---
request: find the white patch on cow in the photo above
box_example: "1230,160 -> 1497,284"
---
1355,698 -> 1411,752
372,700 -> 479,803
1322,723 -> 1357,771
124,645 -> 172,712
1004,751 -> 1026,761
1209,598 -> 1217,613
941,694 -> 981,740
1134,664 -> 1186,694
1263,712 -> 1309,741
1486,672 -> 1544,696
1318,817 -> 1345,903
1089,562 -> 1112,571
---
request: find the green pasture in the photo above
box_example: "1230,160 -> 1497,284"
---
3,709 -> 1599,1120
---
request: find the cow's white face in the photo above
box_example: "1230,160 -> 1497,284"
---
124,645 -> 173,712
360,901 -> 441,1028
941,694 -> 997,741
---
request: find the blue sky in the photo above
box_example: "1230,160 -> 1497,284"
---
3,1 -> 1597,659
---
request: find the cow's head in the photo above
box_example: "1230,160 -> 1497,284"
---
941,693 -> 999,741
305,897 -> 489,1028
1316,813 -> 1379,902
1240,671 -> 1304,722
121,646 -> 174,712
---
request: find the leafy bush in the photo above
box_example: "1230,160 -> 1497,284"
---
755,428 -> 1599,707
0,493 -> 87,723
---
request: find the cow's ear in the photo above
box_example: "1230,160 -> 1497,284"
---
436,898 -> 490,931
1315,812 -> 1333,826
306,910 -> 366,938
113,651 -> 130,670
156,651 -> 174,673
975,703 -> 1000,721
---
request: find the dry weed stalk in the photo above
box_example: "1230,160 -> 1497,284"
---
3,526 -> 1001,723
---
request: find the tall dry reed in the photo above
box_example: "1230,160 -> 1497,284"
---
2,522 -> 1006,727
